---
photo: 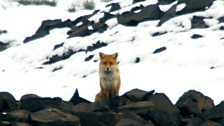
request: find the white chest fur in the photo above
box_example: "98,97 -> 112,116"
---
100,73 -> 117,89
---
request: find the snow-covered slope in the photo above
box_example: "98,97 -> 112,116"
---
0,0 -> 224,105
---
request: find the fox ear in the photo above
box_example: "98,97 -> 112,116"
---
113,52 -> 118,59
99,52 -> 105,58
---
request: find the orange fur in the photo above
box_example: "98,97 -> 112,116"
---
95,52 -> 121,104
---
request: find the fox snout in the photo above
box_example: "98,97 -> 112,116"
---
104,67 -> 112,74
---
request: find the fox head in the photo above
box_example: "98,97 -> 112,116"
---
99,52 -> 118,74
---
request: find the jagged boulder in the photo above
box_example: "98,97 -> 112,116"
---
0,92 -> 17,112
158,0 -> 214,26
0,89 -> 223,126
31,108 -> 80,126
191,16 -> 209,29
117,4 -> 164,26
203,101 -> 224,125
20,96 -> 63,112
6,109 -> 30,122
69,89 -> 91,105
24,19 -> 72,43
176,90 -> 214,116
158,0 -> 176,5
122,88 -> 149,102
158,4 -> 177,26
144,93 -> 181,126
0,41 -> 9,51
177,0 -> 214,15
106,3 -> 121,12
0,30 -> 7,35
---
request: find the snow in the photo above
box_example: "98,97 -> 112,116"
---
0,0 -> 224,105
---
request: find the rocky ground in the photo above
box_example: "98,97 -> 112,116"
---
1,0 -> 224,125
0,89 -> 223,126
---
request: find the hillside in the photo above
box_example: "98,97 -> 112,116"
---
0,0 -> 224,106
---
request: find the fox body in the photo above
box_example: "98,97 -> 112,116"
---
95,52 -> 121,104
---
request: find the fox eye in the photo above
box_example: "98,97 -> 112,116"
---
109,62 -> 112,65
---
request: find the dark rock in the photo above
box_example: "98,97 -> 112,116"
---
219,26 -> 224,30
158,0 -> 176,5
142,90 -> 156,101
69,89 -> 91,105
201,120 -> 222,126
152,31 -> 167,37
23,19 -> 68,43
117,11 -> 135,26
67,10 -> 108,38
71,16 -> 91,26
117,4 -> 164,26
99,12 -> 115,22
147,109 -> 181,126
70,10 -> 99,27
76,112 -> 120,126
0,41 -> 8,46
177,0 -> 214,15
86,41 -> 108,52
203,101 -> 224,124
115,112 -> 152,126
43,41 -> 107,65
158,4 -> 177,26
0,92 -> 17,112
191,16 -> 209,29
115,118 -> 141,126
118,101 -> 154,116
31,108 -> 80,126
191,34 -> 203,39
0,41 -> 9,51
210,66 -> 215,69
20,94 -> 40,101
218,16 -> 224,23
146,93 -> 180,113
153,46 -> 167,54
143,93 -> 181,126
6,109 -> 30,122
176,90 -> 214,116
92,21 -> 108,33
53,42 -> 64,50
106,3 -> 121,12
67,23 -> 93,38
59,19 -> 73,28
43,48 -> 79,65
11,122 -> 32,126
181,117 -> 204,126
109,96 -> 131,109
122,88 -> 148,102
85,55 -> 94,61
72,103 -> 109,113
1,121 -> 11,126
52,66 -> 63,72
130,5 -> 144,12
68,15 -> 110,38
20,97 -> 62,112
136,4 -> 164,20
133,0 -> 145,4
0,30 -> 7,34
135,57 -> 140,63
1,88 -> 224,126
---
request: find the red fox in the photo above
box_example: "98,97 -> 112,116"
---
95,52 -> 121,104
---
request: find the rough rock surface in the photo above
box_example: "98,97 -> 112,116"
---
0,89 -> 223,126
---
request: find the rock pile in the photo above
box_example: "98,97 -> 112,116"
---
0,89 -> 223,126
21,0 -> 224,66
23,0 -> 218,43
